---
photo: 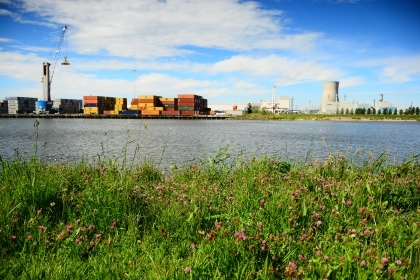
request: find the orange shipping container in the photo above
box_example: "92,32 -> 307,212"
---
178,94 -> 199,98
141,110 -> 162,115
138,95 -> 161,99
159,97 -> 177,102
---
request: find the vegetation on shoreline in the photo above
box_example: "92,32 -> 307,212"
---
1,148 -> 419,279
230,112 -> 420,121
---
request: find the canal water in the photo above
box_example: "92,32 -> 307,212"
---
1,118 -> 419,168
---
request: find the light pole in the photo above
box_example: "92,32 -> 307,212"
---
132,70 -> 136,98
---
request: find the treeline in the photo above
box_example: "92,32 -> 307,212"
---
336,106 -> 420,115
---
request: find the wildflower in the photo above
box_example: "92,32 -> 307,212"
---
184,267 -> 191,274
39,225 -> 46,232
396,259 -> 402,265
316,220 -> 322,227
88,225 -> 96,231
257,221 -> 263,228
316,250 -> 322,256
95,234 -> 102,240
66,225 -> 72,232
324,255 -> 329,261
360,260 -> 366,267
284,262 -> 297,277
110,220 -> 117,230
27,235 -> 32,241
260,199 -> 265,208
346,200 -> 352,206
261,240 -> 268,251
37,209 -> 42,215
190,243 -> 196,249
10,235 -> 17,242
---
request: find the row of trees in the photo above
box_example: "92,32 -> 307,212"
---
336,106 -> 419,115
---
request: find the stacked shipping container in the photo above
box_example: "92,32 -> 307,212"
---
6,97 -> 38,114
160,97 -> 179,115
0,100 -> 8,114
53,99 -> 82,114
138,95 -> 163,115
83,96 -> 128,114
178,94 -> 210,115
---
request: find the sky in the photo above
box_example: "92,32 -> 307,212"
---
0,0 -> 419,110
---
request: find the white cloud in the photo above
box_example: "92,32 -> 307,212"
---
340,76 -> 365,88
0,37 -> 13,43
358,55 -> 420,83
14,0 -> 321,58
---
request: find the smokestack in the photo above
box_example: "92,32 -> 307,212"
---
380,94 -> 383,102
344,94 -> 346,101
374,99 -> 375,108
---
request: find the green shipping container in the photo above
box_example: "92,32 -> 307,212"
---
178,106 -> 195,111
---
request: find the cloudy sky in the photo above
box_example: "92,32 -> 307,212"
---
0,0 -> 419,110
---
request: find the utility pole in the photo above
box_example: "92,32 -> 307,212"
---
132,70 -> 136,98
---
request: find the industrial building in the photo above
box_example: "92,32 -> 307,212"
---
320,81 -> 394,114
260,96 -> 291,113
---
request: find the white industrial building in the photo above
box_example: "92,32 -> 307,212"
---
320,81 -> 394,114
260,96 -> 291,113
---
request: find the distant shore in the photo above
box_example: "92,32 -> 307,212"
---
230,113 -> 420,122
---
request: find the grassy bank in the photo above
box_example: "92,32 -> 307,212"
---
231,113 -> 420,121
1,151 -> 419,279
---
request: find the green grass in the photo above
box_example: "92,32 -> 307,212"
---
1,150 -> 419,279
230,112 -> 420,121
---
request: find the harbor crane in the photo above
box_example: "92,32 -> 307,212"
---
37,25 -> 70,113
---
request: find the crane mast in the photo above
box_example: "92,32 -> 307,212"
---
40,25 -> 69,112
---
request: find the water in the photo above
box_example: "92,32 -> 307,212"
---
1,118 -> 419,168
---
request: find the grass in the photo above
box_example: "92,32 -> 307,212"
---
1,144 -> 419,279
230,112 -> 420,121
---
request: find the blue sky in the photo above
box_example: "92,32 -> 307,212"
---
0,0 -> 419,110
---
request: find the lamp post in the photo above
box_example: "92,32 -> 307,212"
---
132,70 -> 136,98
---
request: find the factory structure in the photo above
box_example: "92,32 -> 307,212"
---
319,81 -> 396,114
259,81 -> 397,114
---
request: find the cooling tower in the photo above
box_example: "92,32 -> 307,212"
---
322,81 -> 339,103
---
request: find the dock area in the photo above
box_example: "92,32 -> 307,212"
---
0,114 -> 229,120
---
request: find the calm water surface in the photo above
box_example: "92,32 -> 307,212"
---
0,118 -> 419,168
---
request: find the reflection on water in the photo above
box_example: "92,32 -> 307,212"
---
0,118 -> 419,168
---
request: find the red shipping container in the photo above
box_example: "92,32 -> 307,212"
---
178,94 -> 200,99
181,110 -> 195,115
162,110 -> 180,115
178,102 -> 195,107
178,98 -> 195,103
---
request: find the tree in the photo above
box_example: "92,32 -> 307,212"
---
416,107 -> 419,115
383,108 -> 388,115
367,108 -> 371,115
378,109 -> 381,115
362,108 -> 366,115
336,109 -> 339,115
345,108 -> 349,115
393,109 -> 397,115
350,109 -> 354,115
399,109 -> 403,115
340,108 -> 344,115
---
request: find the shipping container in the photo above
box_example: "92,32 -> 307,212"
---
121,110 -> 140,115
161,110 -> 181,115
178,106 -> 196,111
141,110 -> 162,115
